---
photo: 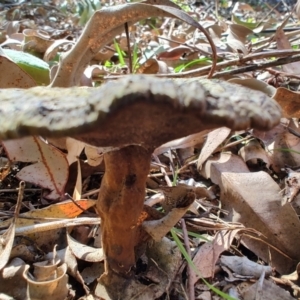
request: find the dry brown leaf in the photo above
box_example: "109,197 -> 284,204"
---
267,121 -> 300,172
0,199 -> 96,230
273,87 -> 300,118
0,157 -> 10,181
154,131 -> 209,155
197,127 -> 231,170
201,152 -> 300,274
239,279 -> 295,300
191,229 -> 241,282
296,0 -> 300,18
137,58 -> 169,74
2,137 -> 69,200
65,137 -> 85,165
84,145 -> 103,167
275,27 -> 300,74
227,24 -> 252,54
207,23 -> 223,39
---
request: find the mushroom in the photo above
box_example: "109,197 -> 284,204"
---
0,75 -> 281,279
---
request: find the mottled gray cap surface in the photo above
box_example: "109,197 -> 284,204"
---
0,75 -> 281,150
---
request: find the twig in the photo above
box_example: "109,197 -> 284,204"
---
15,181 -> 25,218
0,217 -> 100,236
102,50 -> 300,80
212,54 -> 300,78
124,22 -> 133,74
266,67 -> 300,80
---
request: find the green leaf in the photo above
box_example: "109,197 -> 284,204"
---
3,49 -> 50,85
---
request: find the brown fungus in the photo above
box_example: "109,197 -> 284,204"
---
0,75 -> 281,279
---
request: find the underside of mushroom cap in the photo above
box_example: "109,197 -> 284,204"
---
0,75 -> 281,149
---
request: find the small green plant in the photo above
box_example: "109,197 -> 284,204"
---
175,57 -> 211,73
132,43 -> 139,72
114,39 -> 126,66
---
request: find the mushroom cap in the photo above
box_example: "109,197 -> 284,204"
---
0,75 -> 281,150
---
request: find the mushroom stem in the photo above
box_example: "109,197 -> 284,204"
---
97,145 -> 152,277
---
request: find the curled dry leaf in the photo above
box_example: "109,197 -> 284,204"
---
228,78 -> 276,97
23,29 -> 54,55
46,246 -> 91,294
24,262 -> 68,300
43,39 -> 74,62
67,232 -> 104,263
238,139 -> 270,168
142,193 -> 195,241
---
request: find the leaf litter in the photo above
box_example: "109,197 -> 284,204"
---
0,0 -> 300,299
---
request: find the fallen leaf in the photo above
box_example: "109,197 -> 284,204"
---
201,152 -> 300,274
197,127 -> 231,170
273,87 -> 300,118
2,137 -> 69,200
